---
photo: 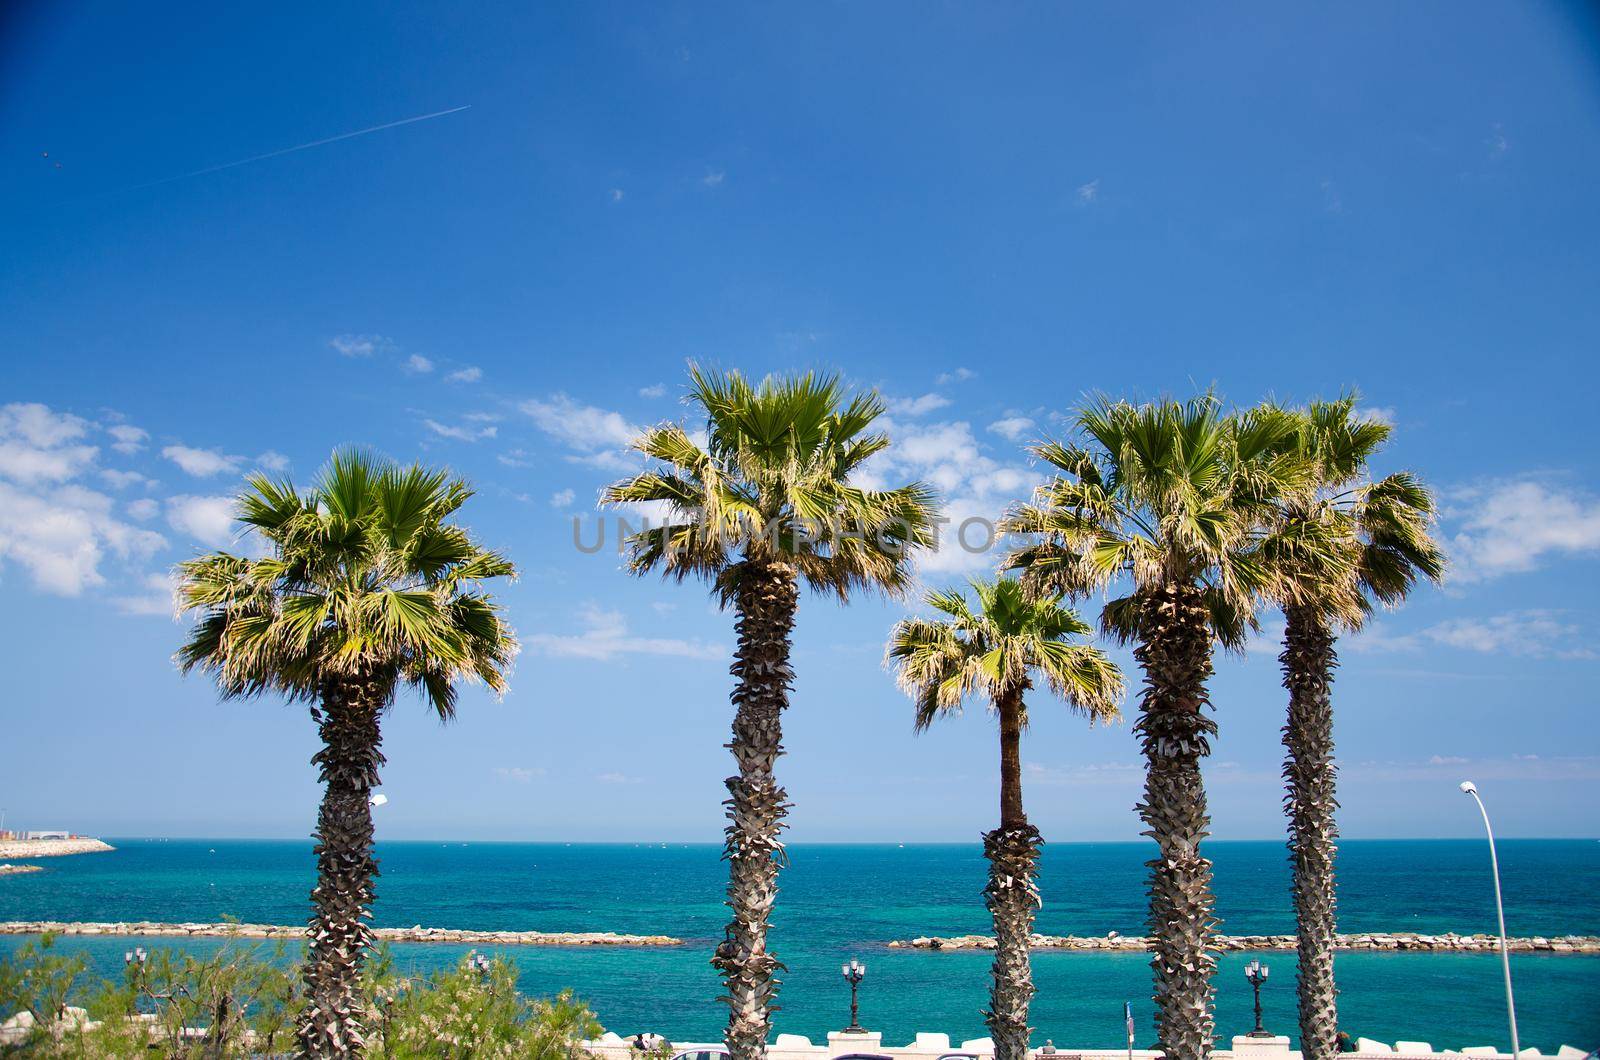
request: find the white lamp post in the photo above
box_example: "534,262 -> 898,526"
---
1460,781 -> 1520,1057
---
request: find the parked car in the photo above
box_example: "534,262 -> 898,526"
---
669,1049 -> 729,1060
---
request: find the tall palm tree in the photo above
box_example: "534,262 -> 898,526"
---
175,450 -> 518,1058
1001,397 -> 1303,1060
605,366 -> 938,1060
887,578 -> 1122,1060
1261,398 -> 1444,1060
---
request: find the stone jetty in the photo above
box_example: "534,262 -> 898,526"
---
0,866 -> 44,878
0,838 -> 113,859
888,931 -> 1600,953
0,921 -> 682,947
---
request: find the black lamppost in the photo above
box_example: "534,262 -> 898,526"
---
840,958 -> 867,1033
1244,959 -> 1272,1037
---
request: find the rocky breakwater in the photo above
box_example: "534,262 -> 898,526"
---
0,921 -> 683,947
889,931 -> 1600,954
0,838 -> 113,859
0,866 -> 45,878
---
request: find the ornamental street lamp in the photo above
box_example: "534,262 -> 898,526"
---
1243,960 -> 1272,1038
840,958 -> 867,1033
468,952 -> 491,978
1460,781 -> 1521,1059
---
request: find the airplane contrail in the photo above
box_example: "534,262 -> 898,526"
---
117,104 -> 472,193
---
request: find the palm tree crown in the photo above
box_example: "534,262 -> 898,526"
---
1001,394 -> 1305,643
176,448 -> 518,717
604,364 -> 939,598
1265,396 -> 1445,625
889,577 -> 1122,737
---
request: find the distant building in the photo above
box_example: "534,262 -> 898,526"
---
22,830 -> 72,841
0,830 -> 15,841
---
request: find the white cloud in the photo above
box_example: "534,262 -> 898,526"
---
166,495 -> 237,548
256,451 -> 290,472
111,572 -> 179,618
525,604 -> 723,662
0,481 -> 165,595
423,419 -> 497,443
493,766 -> 544,784
1025,760 -> 1141,787
887,393 -> 952,417
1351,610 -> 1594,661
596,772 -> 644,784
0,441 -> 98,484
126,498 -> 160,521
162,445 -> 242,478
99,469 -> 152,490
609,188 -> 625,203
446,366 -> 483,383
1076,179 -> 1099,205
519,394 -> 640,471
935,368 -> 976,385
106,424 -> 149,454
1321,179 -> 1344,214
329,334 -> 390,358
639,384 -> 667,399
0,403 -> 90,447
702,169 -> 725,187
987,415 -> 1036,442
1346,754 -> 1600,784
1488,123 -> 1509,158
550,489 -> 576,508
404,354 -> 434,375
1354,406 -> 1396,426
1447,479 -> 1600,580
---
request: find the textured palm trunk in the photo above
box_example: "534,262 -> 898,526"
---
297,671 -> 388,1059
984,688 -> 1040,1060
712,562 -> 798,1060
1281,605 -> 1340,1060
1133,585 -> 1219,1060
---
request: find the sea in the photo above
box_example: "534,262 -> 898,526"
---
2,839 -> 1596,1051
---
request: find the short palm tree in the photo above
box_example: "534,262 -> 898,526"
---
605,366 -> 938,1060
1261,399 -> 1443,1060
887,577 -> 1122,1060
175,450 -> 517,1058
1001,396 -> 1303,1060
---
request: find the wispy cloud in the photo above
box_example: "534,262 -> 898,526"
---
935,368 -> 976,385
525,604 -> 722,662
1321,179 -> 1344,214
519,394 -> 639,472
1446,478 -> 1600,580
701,169 -> 725,187
423,419 -> 497,442
1076,179 -> 1099,205
162,445 -> 241,478
446,366 -> 483,384
329,334 -> 392,358
404,354 -> 434,375
1354,405 -> 1396,426
609,188 -> 625,203
493,766 -> 544,784
887,393 -> 952,417
987,415 -> 1036,442
596,771 -> 644,785
639,384 -> 667,399
106,424 -> 149,454
1350,610 -> 1594,661
550,489 -> 576,508
166,495 -> 237,548
110,572 -> 179,618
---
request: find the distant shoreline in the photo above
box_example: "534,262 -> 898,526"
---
0,839 -> 113,859
891,931 -> 1600,954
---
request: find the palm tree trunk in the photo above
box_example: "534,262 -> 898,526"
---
1281,605 -> 1340,1060
984,688 -> 1040,1060
298,670 -> 388,1059
712,561 -> 798,1060
1134,585 -> 1219,1060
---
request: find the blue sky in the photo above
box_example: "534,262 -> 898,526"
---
2,2 -> 1598,842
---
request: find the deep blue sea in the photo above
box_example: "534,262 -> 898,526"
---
2,839 -> 1596,1051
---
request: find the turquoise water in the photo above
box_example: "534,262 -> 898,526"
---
2,839 -> 1596,1050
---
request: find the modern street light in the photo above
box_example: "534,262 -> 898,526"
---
1243,959 -> 1272,1038
1460,780 -> 1521,1058
840,958 -> 867,1033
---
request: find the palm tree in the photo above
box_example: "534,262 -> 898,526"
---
1001,396 -> 1303,1060
887,577 -> 1122,1060
605,366 -> 938,1060
1261,398 -> 1443,1060
175,450 -> 517,1058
